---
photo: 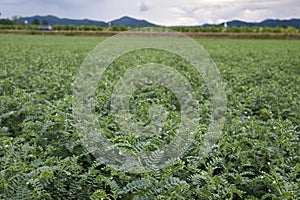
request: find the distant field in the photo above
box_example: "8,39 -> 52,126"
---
1,29 -> 300,39
0,34 -> 299,199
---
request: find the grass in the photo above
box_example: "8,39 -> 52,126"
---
0,34 -> 299,199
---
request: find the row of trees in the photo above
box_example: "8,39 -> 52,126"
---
31,18 -> 49,25
0,24 -> 129,31
1,25 -> 298,34
169,25 -> 299,33
0,17 -> 299,33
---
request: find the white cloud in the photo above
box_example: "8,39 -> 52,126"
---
177,17 -> 199,26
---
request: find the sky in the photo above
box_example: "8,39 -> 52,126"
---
0,0 -> 300,26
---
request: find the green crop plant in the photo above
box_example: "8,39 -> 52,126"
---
0,35 -> 299,199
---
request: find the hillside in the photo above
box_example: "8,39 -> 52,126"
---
204,19 -> 300,29
111,16 -> 156,27
21,15 -> 156,27
20,15 -> 300,28
22,15 -> 107,26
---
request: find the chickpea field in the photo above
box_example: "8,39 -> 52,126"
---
0,34 -> 299,199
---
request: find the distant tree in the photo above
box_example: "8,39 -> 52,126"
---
0,18 -> 14,25
240,26 -> 251,33
42,19 -> 48,25
11,15 -> 22,24
251,26 -> 260,33
32,18 -> 40,25
285,26 -> 298,34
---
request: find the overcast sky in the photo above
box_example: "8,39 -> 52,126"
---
1,0 -> 300,26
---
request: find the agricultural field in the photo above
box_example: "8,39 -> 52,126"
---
0,34 -> 299,199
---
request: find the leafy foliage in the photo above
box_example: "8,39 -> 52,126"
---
0,35 -> 299,199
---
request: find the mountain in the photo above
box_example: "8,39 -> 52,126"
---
203,18 -> 300,29
21,15 -> 300,29
22,15 -> 107,26
21,15 -> 156,27
111,16 -> 156,27
259,19 -> 300,28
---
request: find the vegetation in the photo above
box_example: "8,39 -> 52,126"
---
168,25 -> 300,34
32,18 -> 40,25
0,34 -> 299,199
0,18 -> 299,34
0,18 -> 14,25
42,19 -> 49,25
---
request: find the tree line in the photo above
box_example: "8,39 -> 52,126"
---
0,17 -> 299,33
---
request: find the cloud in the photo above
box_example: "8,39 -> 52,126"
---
138,0 -> 150,12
